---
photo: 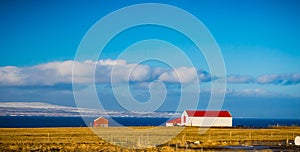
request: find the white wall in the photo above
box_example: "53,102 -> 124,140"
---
166,123 -> 174,127
186,117 -> 232,127
181,111 -> 188,125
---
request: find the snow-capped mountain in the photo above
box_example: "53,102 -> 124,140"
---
0,102 -> 97,117
0,102 -> 179,117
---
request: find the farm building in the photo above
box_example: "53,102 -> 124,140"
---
93,117 -> 109,127
166,117 -> 182,127
181,110 -> 232,127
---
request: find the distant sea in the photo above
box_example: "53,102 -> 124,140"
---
0,116 -> 299,128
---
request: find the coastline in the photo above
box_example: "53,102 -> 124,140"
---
1,116 -> 300,128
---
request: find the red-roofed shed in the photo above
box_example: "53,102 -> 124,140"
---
93,117 -> 109,127
166,118 -> 181,127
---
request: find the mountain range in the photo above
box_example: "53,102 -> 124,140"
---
0,102 -> 179,118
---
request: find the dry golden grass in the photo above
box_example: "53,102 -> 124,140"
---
0,127 -> 299,151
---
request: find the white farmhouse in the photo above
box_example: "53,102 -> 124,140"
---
181,110 -> 232,127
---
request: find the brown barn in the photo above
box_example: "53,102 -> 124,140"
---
93,117 -> 109,127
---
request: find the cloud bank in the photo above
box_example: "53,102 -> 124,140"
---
227,74 -> 300,85
0,59 -> 299,87
256,74 -> 300,85
0,59 -> 210,86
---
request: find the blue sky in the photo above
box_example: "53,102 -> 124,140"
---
0,0 -> 300,118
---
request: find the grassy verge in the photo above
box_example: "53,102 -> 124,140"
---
0,127 -> 299,151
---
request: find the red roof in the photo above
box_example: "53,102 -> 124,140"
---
185,110 -> 232,117
166,117 -> 181,123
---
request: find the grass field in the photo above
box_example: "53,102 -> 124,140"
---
0,127 -> 299,151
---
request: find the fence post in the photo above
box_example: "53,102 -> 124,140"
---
230,131 -> 232,144
293,132 -> 295,138
147,134 -> 149,146
271,132 -> 273,138
249,132 -> 252,145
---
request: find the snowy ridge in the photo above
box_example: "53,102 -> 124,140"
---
0,102 -> 180,117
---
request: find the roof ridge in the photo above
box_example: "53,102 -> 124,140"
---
185,110 -> 232,117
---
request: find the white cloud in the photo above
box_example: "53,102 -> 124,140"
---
234,88 -> 273,97
30,60 -> 75,85
225,88 -> 289,98
226,73 -> 300,86
97,60 -> 152,83
0,66 -> 24,85
158,67 -> 198,84
98,59 -> 127,66
227,75 -> 254,83
256,73 -> 300,85
0,59 -> 154,86
128,64 -> 151,81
